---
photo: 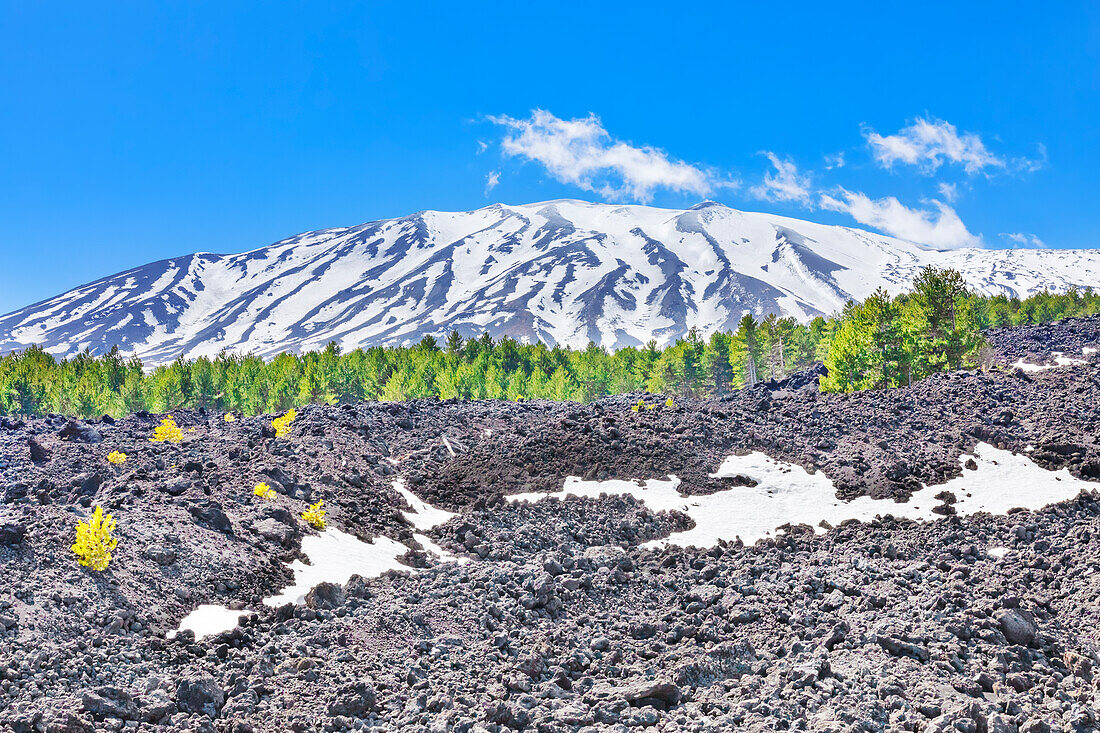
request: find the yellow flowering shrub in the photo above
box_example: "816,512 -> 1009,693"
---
107,450 -> 127,465
301,500 -> 326,530
224,413 -> 236,422
665,397 -> 675,408
272,408 -> 297,438
149,416 -> 185,443
72,506 -> 118,572
253,482 -> 275,500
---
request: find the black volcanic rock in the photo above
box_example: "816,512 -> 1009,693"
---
0,318 -> 1099,731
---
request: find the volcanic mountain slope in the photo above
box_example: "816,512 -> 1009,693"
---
3,200 -> 1100,365
1,319 -> 1100,731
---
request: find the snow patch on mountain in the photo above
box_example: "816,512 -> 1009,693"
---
3,200 -> 1100,365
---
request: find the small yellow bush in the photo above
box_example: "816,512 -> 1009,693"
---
253,482 -> 275,500
665,397 -> 675,408
72,506 -> 118,572
224,413 -> 236,422
301,500 -> 326,530
106,450 -> 127,465
149,416 -> 185,443
272,408 -> 297,438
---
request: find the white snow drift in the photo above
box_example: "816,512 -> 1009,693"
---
1010,348 -> 1094,372
507,443 -> 1091,548
167,605 -> 254,641
172,480 -> 460,639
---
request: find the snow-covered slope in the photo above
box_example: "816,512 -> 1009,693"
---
3,200 -> 1099,365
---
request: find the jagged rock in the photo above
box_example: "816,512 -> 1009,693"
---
27,437 -> 50,463
81,686 -> 138,720
59,420 -> 103,444
326,680 -> 377,716
176,677 -> 225,716
305,582 -> 345,610
253,517 -> 296,546
617,679 -> 682,710
0,521 -> 26,546
877,635 -> 931,662
997,609 -> 1038,646
189,501 -> 232,533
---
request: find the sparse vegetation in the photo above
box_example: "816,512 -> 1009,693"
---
301,500 -> 326,530
71,506 -> 118,572
1,273 -> 1097,417
148,416 -> 185,443
106,450 -> 127,465
272,408 -> 297,438
253,482 -> 275,500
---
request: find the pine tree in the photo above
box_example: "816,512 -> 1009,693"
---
734,314 -> 761,387
703,332 -> 734,396
445,330 -> 464,356
912,266 -> 972,370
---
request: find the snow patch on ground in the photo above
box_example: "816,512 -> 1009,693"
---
1011,348 -> 1093,372
394,478 -> 457,530
414,531 -> 470,564
507,443 -> 1090,548
171,481 -> 460,639
167,605 -> 253,641
264,530 -> 412,606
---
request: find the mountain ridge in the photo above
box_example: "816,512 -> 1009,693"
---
3,199 -> 1099,365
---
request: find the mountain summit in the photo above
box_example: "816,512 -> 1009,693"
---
2,200 -> 1099,365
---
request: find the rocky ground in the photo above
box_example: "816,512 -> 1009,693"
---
1,318 -> 1099,732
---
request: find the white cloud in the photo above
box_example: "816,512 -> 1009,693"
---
484,170 -> 500,196
864,117 -> 1005,175
487,109 -> 732,203
750,152 -> 813,205
1000,232 -> 1046,248
937,182 -> 958,202
819,188 -> 981,250
476,140 -> 489,154
823,151 -> 845,170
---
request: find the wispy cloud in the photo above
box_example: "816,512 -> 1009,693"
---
484,170 -> 500,196
750,153 -> 813,205
864,117 -> 1006,175
1000,232 -> 1047,248
937,182 -> 959,202
1018,142 -> 1048,173
823,151 -> 845,170
487,110 -> 734,203
820,188 -> 981,250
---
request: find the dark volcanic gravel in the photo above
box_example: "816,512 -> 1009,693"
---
1,318 -> 1099,732
986,316 -> 1100,366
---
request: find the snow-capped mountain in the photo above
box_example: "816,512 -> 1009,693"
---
3,200 -> 1100,365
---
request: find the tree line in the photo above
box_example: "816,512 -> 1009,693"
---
2,267 -> 1098,418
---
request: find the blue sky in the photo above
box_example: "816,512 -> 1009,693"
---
1,1 -> 1098,313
